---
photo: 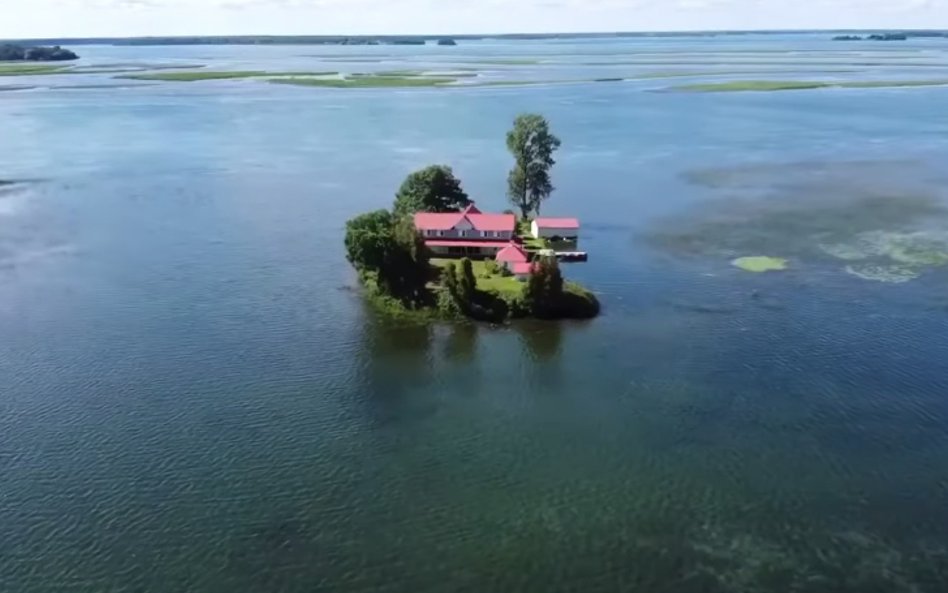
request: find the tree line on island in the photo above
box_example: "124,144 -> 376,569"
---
345,113 -> 599,322
0,44 -> 79,61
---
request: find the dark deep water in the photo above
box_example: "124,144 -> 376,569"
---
3,35 -> 948,591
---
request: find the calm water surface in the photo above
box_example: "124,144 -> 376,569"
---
3,35 -> 948,592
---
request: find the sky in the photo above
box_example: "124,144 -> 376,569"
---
4,0 -> 948,39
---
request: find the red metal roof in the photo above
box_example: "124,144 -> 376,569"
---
534,217 -> 580,229
425,240 -> 510,248
511,262 -> 534,275
414,204 -> 515,233
495,242 -> 529,263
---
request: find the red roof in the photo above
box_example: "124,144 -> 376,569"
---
425,240 -> 510,248
534,217 -> 580,229
414,203 -> 515,233
495,242 -> 529,263
511,262 -> 534,275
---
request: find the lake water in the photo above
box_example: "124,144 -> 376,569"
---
3,34 -> 948,592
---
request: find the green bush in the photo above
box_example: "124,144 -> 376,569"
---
483,259 -> 504,275
559,282 -> 600,319
437,287 -> 462,318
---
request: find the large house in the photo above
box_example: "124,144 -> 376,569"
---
414,203 -> 516,257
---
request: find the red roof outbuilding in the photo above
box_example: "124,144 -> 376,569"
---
534,217 -> 580,229
495,242 -> 529,263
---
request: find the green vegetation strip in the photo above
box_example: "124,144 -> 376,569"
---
0,64 -> 68,76
271,75 -> 456,88
474,59 -> 543,65
119,70 -> 338,81
673,79 -> 948,92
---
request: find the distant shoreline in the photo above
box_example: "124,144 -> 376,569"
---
4,29 -> 947,47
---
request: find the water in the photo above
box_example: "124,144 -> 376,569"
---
3,34 -> 948,592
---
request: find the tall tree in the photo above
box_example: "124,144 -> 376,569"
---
393,165 -> 470,215
525,256 -> 564,317
344,209 -> 395,271
506,114 -> 561,219
344,209 -> 431,304
457,257 -> 477,304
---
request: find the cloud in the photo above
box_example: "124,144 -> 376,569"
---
10,0 -> 948,38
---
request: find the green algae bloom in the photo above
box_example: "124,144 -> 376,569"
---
820,230 -> 948,263
731,256 -> 788,272
845,264 -> 921,283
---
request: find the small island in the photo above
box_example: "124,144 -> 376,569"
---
437,39 -> 458,46
344,114 -> 599,322
868,33 -> 908,41
832,33 -> 908,41
0,44 -> 79,61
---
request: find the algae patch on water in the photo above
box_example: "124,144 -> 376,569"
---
844,264 -> 921,283
732,256 -> 788,272
819,230 -> 948,282
820,231 -> 948,265
649,160 -> 948,282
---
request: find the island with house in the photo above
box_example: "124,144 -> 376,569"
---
344,113 -> 598,322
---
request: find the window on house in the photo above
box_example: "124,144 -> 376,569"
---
437,230 -> 444,237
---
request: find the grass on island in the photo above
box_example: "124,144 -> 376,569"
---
120,70 -> 338,81
515,220 -> 549,250
271,75 -> 457,88
673,79 -> 948,92
430,258 -> 524,297
0,63 -> 69,76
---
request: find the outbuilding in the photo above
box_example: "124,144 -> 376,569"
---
531,217 -> 579,241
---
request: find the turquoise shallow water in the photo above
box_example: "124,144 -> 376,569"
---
3,34 -> 948,592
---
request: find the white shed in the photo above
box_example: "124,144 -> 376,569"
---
531,217 -> 580,241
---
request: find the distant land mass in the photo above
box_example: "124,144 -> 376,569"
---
833,33 -> 910,41
2,30 -> 947,47
0,43 -> 78,61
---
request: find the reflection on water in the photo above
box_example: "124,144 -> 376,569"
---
515,320 -> 564,362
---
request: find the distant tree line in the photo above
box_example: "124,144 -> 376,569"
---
0,44 -> 78,61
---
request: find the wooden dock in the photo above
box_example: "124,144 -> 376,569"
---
535,248 -> 588,262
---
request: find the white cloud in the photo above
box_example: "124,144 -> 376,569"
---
5,0 -> 948,38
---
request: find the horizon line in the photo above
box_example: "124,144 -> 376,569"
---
5,28 -> 948,43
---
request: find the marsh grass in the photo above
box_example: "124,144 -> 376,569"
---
0,63 -> 68,76
271,75 -> 456,88
121,70 -> 338,81
673,79 -> 948,92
